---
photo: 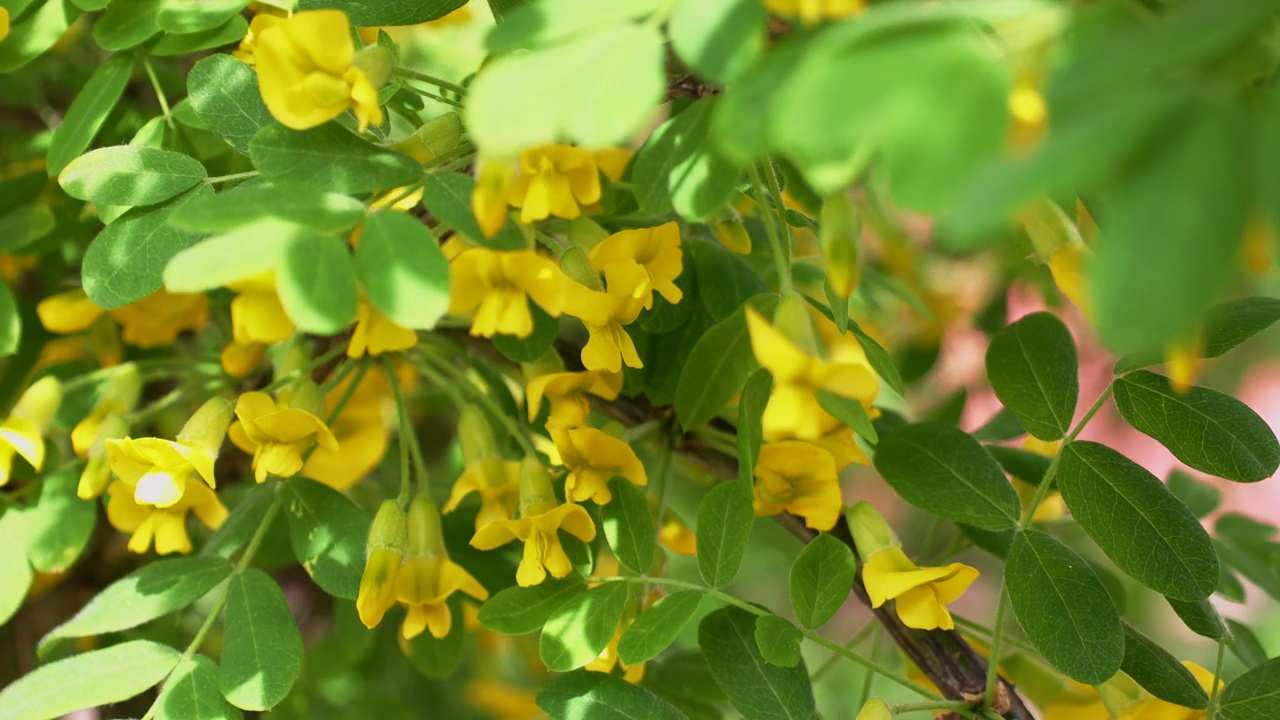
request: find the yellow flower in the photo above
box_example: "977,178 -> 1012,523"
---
1164,332 -> 1204,395
393,497 -> 489,639
347,299 -> 418,357
254,9 -> 384,131
37,289 -> 208,349
465,680 -> 542,720
772,408 -> 869,471
593,147 -> 633,183
863,545 -> 979,630
106,476 -> 227,555
1041,680 -> 1113,720
470,458 -> 596,587
588,222 -> 683,309
554,427 -> 648,505
444,457 -> 521,530
764,0 -> 864,25
232,12 -> 285,65
70,363 -> 141,457
659,511 -> 698,556
471,159 -> 516,238
506,145 -> 602,224
220,342 -> 268,378
79,414 -> 128,500
302,370 -> 390,491
713,219 -> 752,255
105,397 -> 232,506
448,248 -> 567,338
526,369 -> 622,430
228,391 -> 339,482
1119,662 -> 1221,720
0,376 -> 61,487
358,500 -> 406,629
746,307 -> 878,441
563,261 -> 649,372
228,273 -> 295,346
752,440 -> 843,530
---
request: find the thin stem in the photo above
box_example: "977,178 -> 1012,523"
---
398,82 -> 465,108
649,427 -> 675,546
983,584 -> 1009,707
1206,636 -> 1227,720
392,67 -> 467,96
892,700 -> 972,713
325,358 -> 370,424
1066,383 -> 1113,443
857,625 -> 884,707
235,488 -> 283,573
747,163 -> 793,294
261,344 -> 348,394
952,615 -> 1038,654
138,53 -> 173,128
383,356 -> 415,504
1019,383 -> 1113,526
811,620 -> 877,682
321,357 -> 360,393
761,159 -> 796,273
204,170 -> 259,185
416,352 -> 541,460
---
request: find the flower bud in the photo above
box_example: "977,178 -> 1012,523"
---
1164,331 -> 1205,395
846,501 -> 900,563
71,364 -> 142,456
518,455 -> 557,516
78,413 -> 129,500
358,500 -> 407,629
568,217 -> 609,254
176,396 -> 233,455
405,496 -> 445,557
457,406 -> 497,466
391,111 -> 463,163
560,247 -> 603,291
1019,199 -> 1080,264
351,45 -> 393,88
272,340 -> 310,381
520,350 -> 565,381
712,218 -> 751,255
819,193 -> 861,299
855,698 -> 891,720
283,378 -> 326,418
772,292 -> 820,357
12,375 -> 62,434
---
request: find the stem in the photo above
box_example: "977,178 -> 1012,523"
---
392,67 -> 467,96
398,82 -> 465,108
416,352 -> 541,460
325,358 -> 370,424
811,621 -> 877,682
138,53 -> 173,128
235,488 -> 283,573
1066,384 -> 1113,443
261,344 -> 348,394
1020,383 -> 1113,526
204,170 -> 259,185
1206,636 -> 1226,720
857,625 -> 884,707
892,700 -> 972,713
983,585 -> 1009,707
747,163 -> 794,294
383,356 -> 414,504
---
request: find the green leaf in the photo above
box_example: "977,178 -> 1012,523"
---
617,590 -> 703,666
485,0 -> 664,52
283,478 -> 370,601
155,655 -> 243,720
17,466 -> 95,573
406,596 -> 466,679
1219,657 -> 1280,720
973,407 -> 1026,442
297,0 -> 464,26
1120,622 -> 1208,709
698,606 -> 816,720
1166,597 -> 1227,640
789,532 -> 855,629
0,283 -> 20,357
539,581 -> 630,672
1006,530 -> 1123,684
1057,441 -> 1218,600
0,640 -> 179,720
45,52 -> 133,174
277,233 -> 358,334
147,15 -> 248,56
690,239 -> 768,322
39,556 -> 232,653
850,323 -> 904,396
477,577 -> 586,635
249,124 -> 423,194
0,205 -> 56,253
60,146 -> 207,207
157,0 -> 246,33
985,445 -> 1051,487
601,476 -> 655,574
632,98 -> 743,220
82,184 -> 212,309
219,569 -> 303,711
1226,619 -> 1269,669
0,512 -> 33,627
537,670 -> 690,720
675,294 -> 774,429
984,311 -> 1078,441
817,390 -> 878,444
697,481 -> 754,588
92,0 -> 163,50
419,171 -> 526,249
1168,471 -> 1221,519
186,54 -> 272,154
872,422 -> 1022,530
737,369 -> 771,485
754,615 -> 802,668
1114,371 -> 1280,483
0,0 -> 78,72
466,23 -> 665,155
353,208 -> 449,329
668,0 -> 765,86
162,217 -> 301,292
171,182 -> 366,234
1114,296 -> 1280,373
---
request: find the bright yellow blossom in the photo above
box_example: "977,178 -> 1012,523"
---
348,299 -> 418,357
38,288 -> 208,349
70,363 -> 141,457
1048,240 -> 1093,320
554,427 -> 648,505
659,511 -> 698,556
0,376 -> 61,487
863,545 -> 979,631
764,0 -> 864,25
358,500 -> 406,629
588,222 -> 683,309
105,397 -> 232,507
471,159 -> 516,238
393,497 -> 489,640
228,273 -> 295,345
1118,662 -> 1221,720
752,440 -> 843,530
448,248 -> 567,338
232,12 -> 285,65
444,457 -> 521,530
563,261 -> 649,372
228,391 -> 339,482
506,145 -> 602,224
526,370 -> 622,430
105,476 -> 227,555
78,414 -> 128,500
254,9 -> 384,131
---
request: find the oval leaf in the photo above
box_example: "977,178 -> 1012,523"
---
984,311 -> 1078,440
60,146 -> 207,207
537,669 -> 689,720
1057,440 -> 1219,600
353,208 -> 450,329
696,481 -> 754,588
539,581 -> 630,672
0,513 -> 33,627
674,293 -> 774,429
163,218 -> 298,293
754,615 -> 803,668
0,641 -> 179,720
1166,596 -> 1227,640
1219,657 -> 1280,720
18,465 -> 96,573
219,569 -> 303,711
249,123 -> 422,194
419,171 -> 526,249
477,578 -> 586,635
170,181 -> 366,234
789,532 -> 855,629
873,422 -> 1022,530
698,605 -> 816,720
1120,622 -> 1208,709
277,233 -> 358,334
617,590 -> 703,666
1006,530 -> 1123,684
155,655 -> 243,720
283,478 -> 370,600
186,54 -> 272,154
601,476 -> 655,574
46,53 -> 133,174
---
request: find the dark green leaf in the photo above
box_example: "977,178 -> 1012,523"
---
985,445 -> 1051,486
170,181 -> 366,234
283,478 -> 370,601
0,205 -> 56,254
60,146 -> 207,207
277,233 -> 358,334
1226,619 -> 1269,669
754,615 -> 802,668
984,312 -> 1078,441
18,466 -> 95,573
1168,471 -> 1221,519
186,54 -> 272,154
147,15 -> 248,56
539,582 -> 630,672
538,670 -> 689,720
1121,622 -> 1208,709
697,481 -> 754,588
690,240 -> 767,322
46,53 -> 133,174
736,369 -> 772,485
675,294 -> 774,429
1219,657 -> 1280,720
0,283 -> 20,359
698,606 -> 816,720
1166,597 -> 1227,640
818,390 -> 878,444
0,640 -> 179,720
92,0 -> 162,50
1114,296 -> 1280,374
477,578 -> 586,635
250,124 -> 422,194
1114,371 -> 1280,483
1006,530 -> 1123,684
617,590 -> 703,666
872,422 -> 1022,530
789,532 -> 854,629
297,0 -> 465,25
601,476 -> 655,574
156,655 -> 243,720
353,208 -> 449,330
632,98 -> 742,220
850,323 -> 904,396
1057,441 -> 1218,600
219,569 -> 303,711
419,171 -> 526,249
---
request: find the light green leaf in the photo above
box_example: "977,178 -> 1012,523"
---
736,369 -> 772,485
39,556 -> 232,654
1006,530 -> 1123,684
92,0 -> 163,50
1114,371 -> 1280,483
1057,440 -> 1219,599
698,606 -> 816,720
601,476 -> 655,574
277,233 -> 358,334
675,293 -> 774,430
539,582 -> 630,672
697,481 -> 754,588
60,146 -> 207,207
477,578 -> 586,635
219,569 -> 303,711
466,23 -> 665,155
186,54 -> 272,154
297,0 -> 465,26
419,171 -> 526,249
1226,619 -> 1269,669
0,283 -> 20,357
249,124 -> 423,194
0,205 -> 56,253
82,184 -> 213,309
171,181 -> 366,234
283,478 -> 370,601
353,208 -> 449,329
632,98 -> 743,220
45,52 -> 133,174
0,512 -> 33,627
485,0 -> 664,52
18,466 -> 95,573
0,0 -> 77,73
668,0 -> 765,86
617,590 -> 703,666
157,0 -> 247,33
148,16 -> 248,56
0,641 -> 180,720
754,615 -> 802,668
984,311 -> 1079,441
1120,622 -> 1208,709
1219,657 -> 1280,720
163,218 -> 299,292
789,532 -> 855,629
872,422 -> 1022,530
537,670 -> 690,720
155,655 -> 243,720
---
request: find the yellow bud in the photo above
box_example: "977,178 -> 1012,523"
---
855,698 -> 891,720
559,247 -> 603,291
351,45 -> 393,89
405,496 -> 445,557
358,500 -> 407,629
78,413 -> 129,500
391,111 -> 463,163
1165,332 -> 1205,395
713,218 -> 752,255
98,363 -> 142,413
518,455 -> 557,515
457,406 -> 498,465
176,396 -> 233,455
819,193 -> 861,299
13,375 -> 62,433
846,502 -> 900,562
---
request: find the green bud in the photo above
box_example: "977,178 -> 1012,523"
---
819,193 -> 861,299
559,247 -> 603,291
368,499 -> 408,552
567,217 -> 609,254
458,406 -> 497,465
1019,199 -> 1080,264
352,45 -> 393,88
518,455 -> 557,515
97,363 -> 142,414
772,292 -> 820,356
176,396 -> 233,454
845,502 -> 900,562
391,112 -> 463,164
284,378 -> 326,418
405,496 -> 445,557
855,698 -> 891,720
